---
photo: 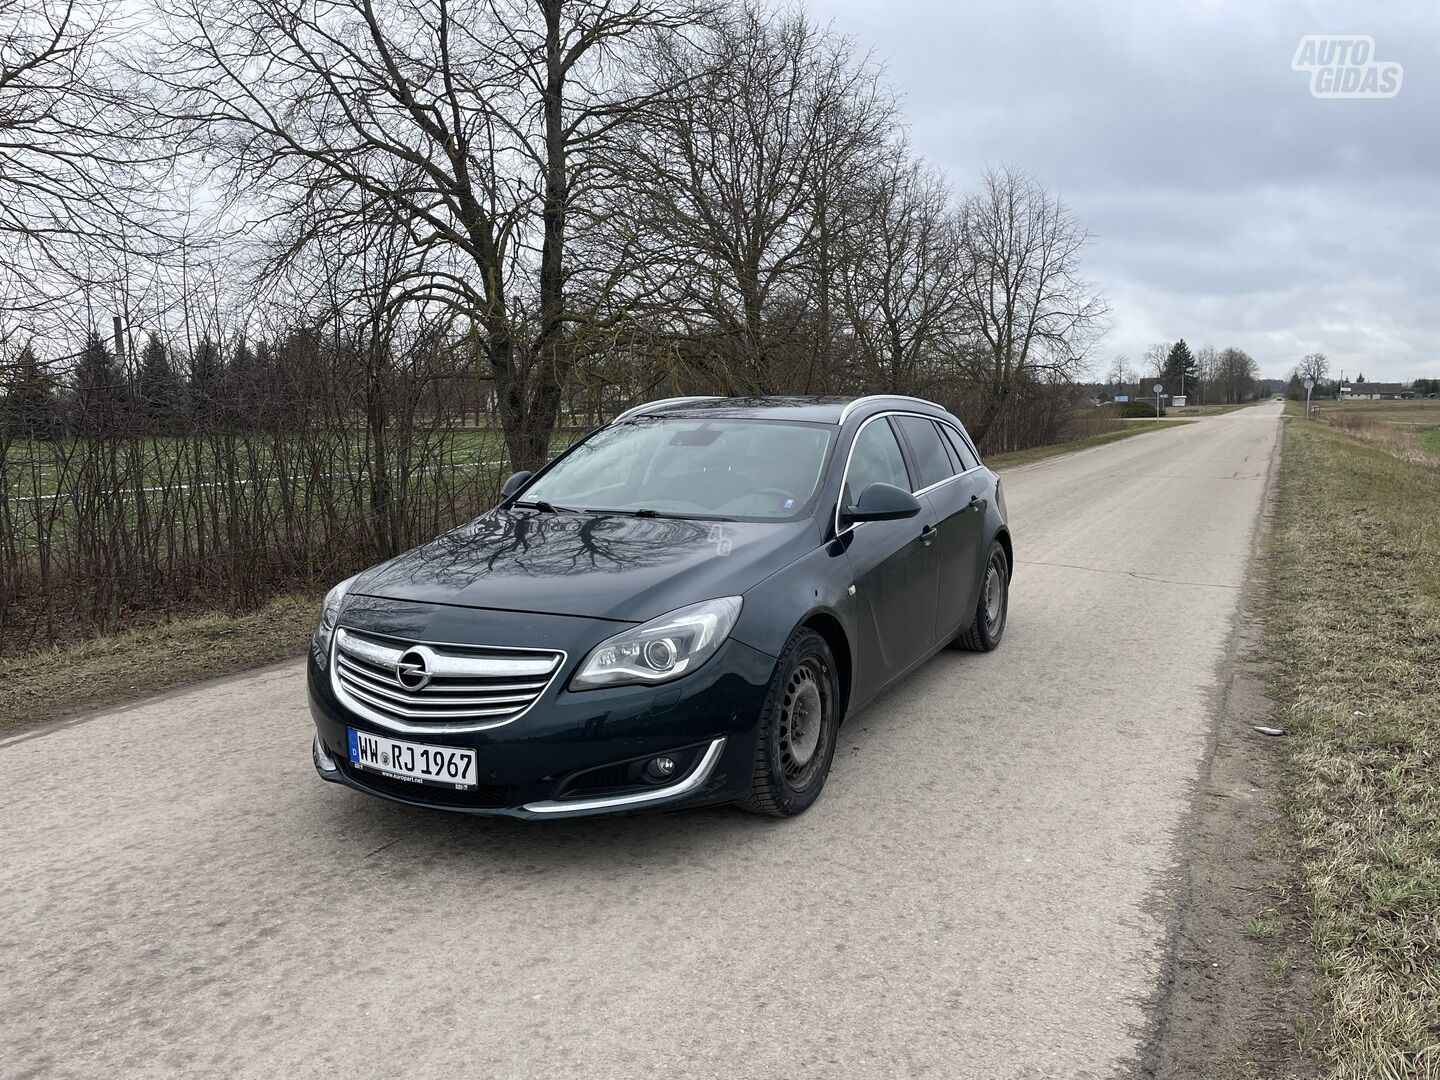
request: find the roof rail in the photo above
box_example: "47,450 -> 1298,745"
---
610,396 -> 723,424
836,395 -> 945,425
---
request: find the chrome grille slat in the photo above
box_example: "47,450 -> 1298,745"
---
336,656 -> 549,698
333,671 -> 543,709
331,627 -> 565,732
340,681 -> 530,720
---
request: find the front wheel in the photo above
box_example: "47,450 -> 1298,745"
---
954,540 -> 1009,652
738,628 -> 841,818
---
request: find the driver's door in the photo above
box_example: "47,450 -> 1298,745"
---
841,417 -> 941,695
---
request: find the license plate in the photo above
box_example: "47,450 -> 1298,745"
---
347,729 -> 478,789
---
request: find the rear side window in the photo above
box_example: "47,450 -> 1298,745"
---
894,415 -> 955,491
940,423 -> 980,471
845,418 -> 911,502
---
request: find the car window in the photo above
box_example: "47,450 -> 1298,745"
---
521,418 -> 835,520
844,418 -> 911,503
940,423 -> 980,471
894,415 -> 954,491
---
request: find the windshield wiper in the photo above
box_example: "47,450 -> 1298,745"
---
629,508 -> 737,522
516,499 -> 581,513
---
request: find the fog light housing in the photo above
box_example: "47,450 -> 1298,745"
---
644,756 -> 677,783
312,732 -> 338,774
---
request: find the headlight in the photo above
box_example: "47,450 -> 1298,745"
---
311,574 -> 358,667
570,596 -> 742,690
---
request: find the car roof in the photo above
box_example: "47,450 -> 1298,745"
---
612,395 -> 952,426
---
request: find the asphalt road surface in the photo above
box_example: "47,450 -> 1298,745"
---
1,401 -> 1284,1080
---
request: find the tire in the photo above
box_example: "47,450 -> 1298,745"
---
737,628 -> 842,818
954,540 -> 1009,652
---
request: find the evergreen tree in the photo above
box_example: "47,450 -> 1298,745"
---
250,338 -> 277,426
224,336 -> 262,428
1161,339 -> 1197,397
4,345 -> 62,437
188,336 -> 223,424
137,333 -> 184,432
74,330 -> 126,432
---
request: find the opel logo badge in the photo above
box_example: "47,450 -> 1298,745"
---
395,647 -> 433,691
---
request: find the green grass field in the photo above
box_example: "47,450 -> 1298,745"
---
1263,416 -> 1440,1075
1,428 -> 521,501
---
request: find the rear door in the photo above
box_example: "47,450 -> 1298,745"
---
892,415 -> 987,642
841,416 -> 940,694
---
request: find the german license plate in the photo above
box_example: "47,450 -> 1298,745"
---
348,729 -> 478,789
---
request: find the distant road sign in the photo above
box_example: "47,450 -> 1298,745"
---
1152,383 -> 1164,394
1303,378 -> 1315,390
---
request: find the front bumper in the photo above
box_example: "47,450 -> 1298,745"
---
307,602 -> 776,819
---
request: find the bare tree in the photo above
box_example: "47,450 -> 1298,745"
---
1193,343 -> 1218,405
0,0 -> 166,334
954,165 -> 1108,446
1299,351 -> 1328,384
1217,346 -> 1259,404
153,0 -> 701,470
1141,342 -> 1169,380
618,3 -> 893,392
833,152 -> 961,394
1106,354 -> 1132,391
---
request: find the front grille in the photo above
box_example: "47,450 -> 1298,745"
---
331,627 -> 564,731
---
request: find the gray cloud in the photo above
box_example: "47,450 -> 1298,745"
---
808,0 -> 1439,380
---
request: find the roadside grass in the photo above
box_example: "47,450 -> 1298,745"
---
984,419 -> 1192,470
1263,417 -> 1440,1076
1243,913 -> 1283,941
1292,397 -> 1440,473
1,590 -> 319,729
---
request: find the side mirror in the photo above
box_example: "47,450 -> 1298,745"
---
842,482 -> 922,524
500,470 -> 533,501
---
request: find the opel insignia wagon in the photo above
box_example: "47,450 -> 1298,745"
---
308,395 -> 1013,818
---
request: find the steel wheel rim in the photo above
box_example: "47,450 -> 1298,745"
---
779,657 -> 829,786
984,558 -> 1006,633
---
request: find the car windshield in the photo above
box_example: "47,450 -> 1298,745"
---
519,417 -> 836,520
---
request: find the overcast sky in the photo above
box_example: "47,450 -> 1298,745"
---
805,0 -> 1438,382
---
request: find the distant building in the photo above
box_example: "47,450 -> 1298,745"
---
1348,382 -> 1405,400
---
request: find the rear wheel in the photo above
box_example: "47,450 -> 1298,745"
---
738,628 -> 841,818
954,540 -> 1009,652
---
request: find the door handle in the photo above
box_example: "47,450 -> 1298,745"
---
969,495 -> 985,511
918,524 -> 937,545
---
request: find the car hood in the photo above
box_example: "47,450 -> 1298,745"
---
352,509 -> 820,623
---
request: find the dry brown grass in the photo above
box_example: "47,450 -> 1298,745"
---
1325,413 -> 1440,471
2,590 -> 318,729
1264,418 -> 1440,1078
